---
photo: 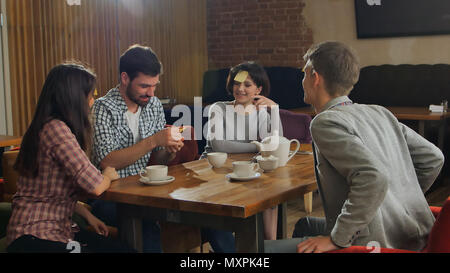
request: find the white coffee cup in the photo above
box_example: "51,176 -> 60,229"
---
232,161 -> 259,177
257,155 -> 279,172
139,165 -> 168,181
207,152 -> 227,168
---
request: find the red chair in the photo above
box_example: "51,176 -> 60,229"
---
327,197 -> 450,253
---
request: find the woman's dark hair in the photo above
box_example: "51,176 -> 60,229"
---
226,61 -> 270,97
14,62 -> 97,177
119,44 -> 163,82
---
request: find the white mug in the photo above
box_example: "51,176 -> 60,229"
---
139,165 -> 168,181
207,152 -> 227,168
232,161 -> 258,177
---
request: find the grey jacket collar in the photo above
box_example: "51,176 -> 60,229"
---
322,96 -> 353,112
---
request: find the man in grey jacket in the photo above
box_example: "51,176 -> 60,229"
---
265,41 -> 444,253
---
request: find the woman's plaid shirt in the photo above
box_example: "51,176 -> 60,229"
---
7,120 -> 103,245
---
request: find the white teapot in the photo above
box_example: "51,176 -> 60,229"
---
251,136 -> 300,166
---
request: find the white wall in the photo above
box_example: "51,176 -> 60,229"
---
303,0 -> 450,67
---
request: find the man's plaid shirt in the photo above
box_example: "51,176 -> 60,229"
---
92,87 -> 166,178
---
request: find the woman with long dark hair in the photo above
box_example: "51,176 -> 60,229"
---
6,63 -> 133,252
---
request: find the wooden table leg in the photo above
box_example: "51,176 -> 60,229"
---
160,222 -> 201,253
437,119 -> 446,151
418,120 -> 425,137
434,119 -> 447,187
114,203 -> 284,253
234,212 -> 264,253
304,192 -> 313,214
276,202 -> 287,239
117,204 -> 143,252
0,147 -> 4,177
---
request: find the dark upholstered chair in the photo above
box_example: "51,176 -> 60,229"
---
279,109 -> 312,144
279,109 -> 314,213
0,202 -> 12,252
1,149 -> 19,203
350,64 -> 450,107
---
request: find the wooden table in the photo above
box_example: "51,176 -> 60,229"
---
100,144 -> 316,253
291,106 -> 450,150
0,135 -> 22,148
0,135 -> 21,177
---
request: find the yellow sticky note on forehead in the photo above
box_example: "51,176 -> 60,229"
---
234,70 -> 248,83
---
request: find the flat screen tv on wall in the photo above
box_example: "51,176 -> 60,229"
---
355,0 -> 450,38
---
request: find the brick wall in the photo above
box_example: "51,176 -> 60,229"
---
207,0 -> 313,69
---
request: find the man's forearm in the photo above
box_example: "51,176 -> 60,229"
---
99,136 -> 157,170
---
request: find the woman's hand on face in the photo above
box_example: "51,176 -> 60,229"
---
252,95 -> 278,109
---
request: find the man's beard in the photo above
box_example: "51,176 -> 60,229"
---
126,85 -> 150,107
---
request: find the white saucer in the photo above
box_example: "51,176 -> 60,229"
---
139,176 -> 175,186
226,172 -> 261,181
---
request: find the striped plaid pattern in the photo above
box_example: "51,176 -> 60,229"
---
7,119 -> 103,245
91,87 -> 166,178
